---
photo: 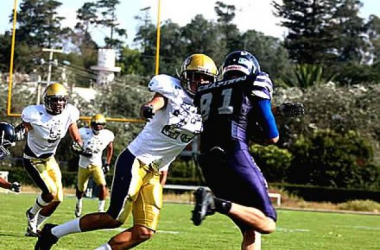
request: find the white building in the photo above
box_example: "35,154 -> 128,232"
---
91,48 -> 121,86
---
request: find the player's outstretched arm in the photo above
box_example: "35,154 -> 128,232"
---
0,177 -> 20,192
140,93 -> 167,120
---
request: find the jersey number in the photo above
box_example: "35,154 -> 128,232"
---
200,88 -> 233,120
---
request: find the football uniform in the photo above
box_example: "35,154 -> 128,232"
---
194,73 -> 278,231
77,128 -> 115,191
108,74 -> 202,230
22,104 -> 79,202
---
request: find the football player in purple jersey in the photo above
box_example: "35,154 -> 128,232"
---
193,51 -> 280,250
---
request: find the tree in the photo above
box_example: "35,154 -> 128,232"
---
366,15 -> 380,62
133,21 -> 157,76
273,0 -> 370,84
0,32 -> 12,72
326,0 -> 367,64
96,0 -> 127,52
272,0 -> 333,64
13,0 -> 69,47
214,1 -> 240,52
239,30 -> 292,80
181,15 -> 223,62
119,46 -> 145,75
155,20 -> 186,76
73,2 -> 99,70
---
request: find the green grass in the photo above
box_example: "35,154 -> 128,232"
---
1,193 -> 380,249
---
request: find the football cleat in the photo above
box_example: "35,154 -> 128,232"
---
25,207 -> 38,237
74,204 -> 82,218
35,223 -> 58,250
191,187 -> 215,226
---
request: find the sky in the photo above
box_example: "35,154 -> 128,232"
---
1,0 -> 379,48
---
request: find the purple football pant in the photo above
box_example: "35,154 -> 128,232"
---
199,147 -> 277,232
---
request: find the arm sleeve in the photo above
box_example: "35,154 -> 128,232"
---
253,99 -> 279,140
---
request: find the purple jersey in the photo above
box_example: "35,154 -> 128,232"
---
195,74 -> 277,153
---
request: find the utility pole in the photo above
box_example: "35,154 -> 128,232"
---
37,48 -> 63,104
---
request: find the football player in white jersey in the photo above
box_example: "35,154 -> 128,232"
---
19,83 -> 83,237
74,114 -> 114,217
35,54 -> 218,250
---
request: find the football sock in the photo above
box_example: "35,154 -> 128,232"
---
36,214 -> 49,229
214,198 -> 232,214
98,200 -> 106,212
52,218 -> 81,238
76,198 -> 83,208
94,243 -> 112,250
31,195 -> 49,215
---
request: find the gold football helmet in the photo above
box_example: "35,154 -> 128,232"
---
90,114 -> 106,134
43,83 -> 68,115
179,54 -> 218,96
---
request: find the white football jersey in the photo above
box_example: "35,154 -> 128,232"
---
128,74 -> 202,170
21,104 -> 79,158
78,128 -> 115,168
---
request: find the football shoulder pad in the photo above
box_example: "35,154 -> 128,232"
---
21,105 -> 43,123
251,72 -> 273,100
79,127 -> 91,138
102,129 -> 115,142
148,74 -> 183,100
65,104 -> 80,122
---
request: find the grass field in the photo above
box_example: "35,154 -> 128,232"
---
1,193 -> 380,250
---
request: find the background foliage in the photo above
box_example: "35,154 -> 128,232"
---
1,0 -> 380,200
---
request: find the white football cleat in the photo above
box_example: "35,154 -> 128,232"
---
75,205 -> 82,218
25,207 -> 38,237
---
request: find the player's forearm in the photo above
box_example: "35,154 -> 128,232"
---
69,123 -> 82,144
0,177 -> 11,189
140,93 -> 166,119
106,145 -> 113,164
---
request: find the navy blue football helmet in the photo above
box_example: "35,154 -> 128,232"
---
0,122 -> 16,159
221,51 -> 261,80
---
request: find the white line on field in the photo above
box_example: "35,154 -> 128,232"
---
101,228 -> 180,234
276,227 -> 310,233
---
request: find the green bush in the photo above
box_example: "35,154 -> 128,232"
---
250,144 -> 292,182
289,129 -> 380,189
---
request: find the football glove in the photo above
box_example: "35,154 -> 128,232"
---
72,141 -> 84,154
71,142 -> 93,157
14,123 -> 26,141
277,102 -> 305,117
142,104 -> 155,120
249,122 -> 266,145
10,182 -> 20,193
102,163 -> 110,174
